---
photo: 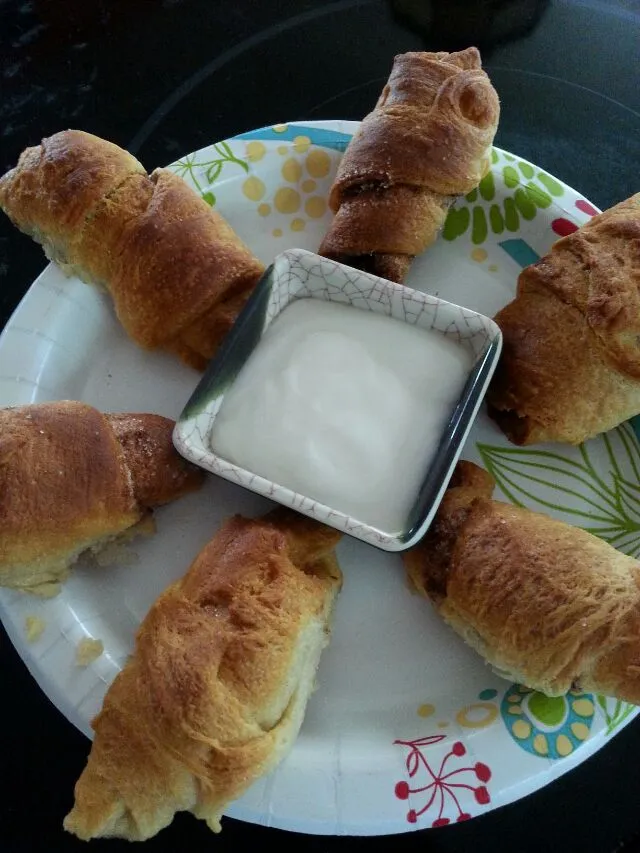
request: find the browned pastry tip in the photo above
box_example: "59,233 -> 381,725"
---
404,460 -> 640,704
487,192 -> 640,445
404,460 -> 495,602
0,129 -> 145,267
329,48 -> 498,202
319,47 -> 499,282
169,284 -> 255,371
447,458 -> 495,491
487,287 -> 614,446
0,401 -> 204,595
106,412 -> 205,507
319,184 -> 440,281
518,194 -> 640,377
0,131 -> 265,369
263,506 -> 344,571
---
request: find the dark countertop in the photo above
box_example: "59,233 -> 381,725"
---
2,1 -> 640,851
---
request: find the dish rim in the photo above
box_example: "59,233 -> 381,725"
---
173,248 -> 503,551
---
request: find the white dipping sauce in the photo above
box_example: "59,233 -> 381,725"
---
210,298 -> 472,532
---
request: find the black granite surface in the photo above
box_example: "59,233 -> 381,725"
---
2,1 -> 640,851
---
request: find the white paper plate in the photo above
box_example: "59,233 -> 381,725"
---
1,120 -> 637,836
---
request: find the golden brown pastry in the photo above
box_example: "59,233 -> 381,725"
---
0,401 -> 204,595
0,130 -> 265,370
64,510 -> 343,841
404,460 -> 640,703
0,129 -> 145,275
487,193 -> 640,445
318,48 -> 500,282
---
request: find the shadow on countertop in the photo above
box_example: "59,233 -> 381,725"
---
389,0 -> 551,55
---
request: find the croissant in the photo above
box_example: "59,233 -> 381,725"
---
0,130 -> 265,370
0,401 -> 204,596
487,193 -> 640,445
404,460 -> 640,703
64,510 -> 342,841
318,47 -> 500,282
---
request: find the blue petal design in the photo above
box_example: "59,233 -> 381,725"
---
233,124 -> 353,152
498,239 -> 541,268
497,239 -> 640,441
500,684 -> 595,759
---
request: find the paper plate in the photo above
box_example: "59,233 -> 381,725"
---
0,120 -> 637,835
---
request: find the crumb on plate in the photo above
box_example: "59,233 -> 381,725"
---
24,615 -> 46,642
76,638 -> 104,666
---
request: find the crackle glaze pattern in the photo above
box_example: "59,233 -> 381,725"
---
174,249 -> 501,550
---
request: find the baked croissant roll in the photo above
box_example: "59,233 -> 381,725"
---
64,510 -> 342,841
404,460 -> 640,703
0,401 -> 204,596
0,130 -> 265,370
487,193 -> 640,445
318,47 -> 500,282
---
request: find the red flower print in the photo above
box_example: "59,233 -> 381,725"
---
394,735 -> 493,827
575,199 -> 598,217
551,217 -> 578,237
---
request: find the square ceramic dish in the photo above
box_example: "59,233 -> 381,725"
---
173,249 -> 502,551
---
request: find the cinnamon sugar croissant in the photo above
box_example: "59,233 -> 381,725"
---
0,130 -> 265,370
64,510 -> 342,841
487,193 -> 640,445
318,48 -> 500,282
0,401 -> 204,596
404,461 -> 640,703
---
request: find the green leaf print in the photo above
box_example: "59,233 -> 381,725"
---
537,171 -> 564,197
513,188 -> 536,220
171,142 -> 249,206
480,421 -> 640,738
517,161 -> 534,179
503,198 -> 519,231
524,182 -> 553,209
206,160 -> 223,184
489,204 -> 504,234
472,207 -> 488,244
503,165 -> 519,189
476,422 -> 640,556
478,171 -> 495,201
442,206 -> 470,240
443,149 -> 561,243
596,695 -> 637,735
